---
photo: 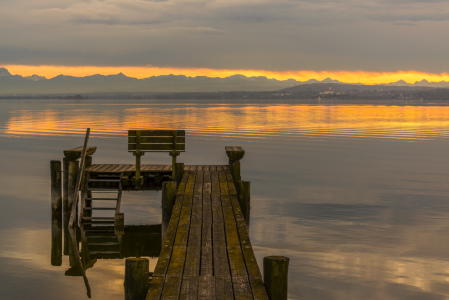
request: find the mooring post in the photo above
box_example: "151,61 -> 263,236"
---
115,213 -> 125,236
67,160 -> 79,212
263,256 -> 290,300
175,162 -> 184,186
63,157 -> 69,212
225,146 -> 245,183
237,180 -> 251,227
161,181 -> 177,240
51,160 -> 62,213
124,258 -> 149,300
51,211 -> 63,266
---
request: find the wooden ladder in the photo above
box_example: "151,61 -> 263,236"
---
80,172 -> 123,227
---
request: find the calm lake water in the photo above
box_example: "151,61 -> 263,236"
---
1,99 -> 449,300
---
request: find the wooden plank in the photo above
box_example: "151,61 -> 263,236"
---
183,223 -> 201,277
232,276 -> 253,300
161,276 -> 182,299
219,171 -> 248,279
64,146 -> 97,160
128,136 -> 186,144
153,173 -> 189,277
166,172 -> 195,276
180,276 -> 199,300
198,276 -> 215,299
215,277 -> 234,300
146,276 -> 164,300
216,165 -> 223,171
224,169 -> 268,299
128,130 -> 185,137
128,143 -> 185,152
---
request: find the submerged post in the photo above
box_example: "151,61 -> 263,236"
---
124,258 -> 149,300
237,180 -> 251,227
50,160 -> 62,213
51,211 -> 62,266
263,256 -> 290,300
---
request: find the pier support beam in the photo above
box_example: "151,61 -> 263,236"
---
263,256 -> 290,300
161,181 -> 177,241
175,162 -> 184,186
237,180 -> 251,227
50,160 -> 62,213
124,258 -> 149,300
67,160 -> 79,212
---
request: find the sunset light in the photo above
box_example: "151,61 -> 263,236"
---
4,65 -> 449,85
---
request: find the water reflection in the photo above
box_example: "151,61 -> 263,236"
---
51,209 -> 161,299
3,102 -> 449,140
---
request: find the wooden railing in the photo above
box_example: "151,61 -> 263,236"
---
69,128 -> 90,228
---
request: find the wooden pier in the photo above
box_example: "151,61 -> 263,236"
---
147,165 -> 267,299
51,129 -> 289,300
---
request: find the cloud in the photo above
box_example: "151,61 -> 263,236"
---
1,0 -> 449,72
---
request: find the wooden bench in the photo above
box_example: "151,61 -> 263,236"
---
128,130 -> 185,185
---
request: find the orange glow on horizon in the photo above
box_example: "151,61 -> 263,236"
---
4,65 -> 449,85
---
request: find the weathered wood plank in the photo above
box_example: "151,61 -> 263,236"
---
161,275 -> 182,299
64,146 -> 97,160
180,276 -> 199,300
215,277 -> 234,300
153,173 -> 189,277
198,276 -> 215,299
128,143 -> 185,152
232,276 -> 253,300
146,276 -> 164,300
219,171 -> 248,279
128,136 -> 185,144
128,130 -> 185,137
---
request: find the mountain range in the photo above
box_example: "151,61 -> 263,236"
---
3,67 -> 449,95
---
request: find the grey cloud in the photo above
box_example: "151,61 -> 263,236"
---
1,0 -> 449,72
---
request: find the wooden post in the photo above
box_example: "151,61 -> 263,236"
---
230,161 -> 241,183
161,181 -> 177,240
51,211 -> 62,266
124,258 -> 149,300
51,160 -> 62,213
115,213 -> 125,236
225,146 -> 245,183
263,256 -> 290,300
175,162 -> 184,185
67,160 -> 79,212
237,181 -> 250,227
63,157 -> 69,212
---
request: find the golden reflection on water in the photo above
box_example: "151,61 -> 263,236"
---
3,104 -> 449,140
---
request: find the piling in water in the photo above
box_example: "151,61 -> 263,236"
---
51,211 -> 62,266
67,160 -> 79,212
50,160 -> 62,213
124,258 -> 149,300
263,256 -> 290,300
237,180 -> 251,227
161,181 -> 177,240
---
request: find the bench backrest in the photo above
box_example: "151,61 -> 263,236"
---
128,130 -> 185,153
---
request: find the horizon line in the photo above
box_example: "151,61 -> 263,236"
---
3,65 -> 449,85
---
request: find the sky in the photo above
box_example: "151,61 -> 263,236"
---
2,0 -> 449,83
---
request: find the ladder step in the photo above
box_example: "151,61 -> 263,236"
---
84,220 -> 115,225
89,179 -> 120,182
86,198 -> 118,201
89,251 -> 120,255
88,242 -> 119,246
87,188 -> 118,192
84,207 -> 116,210
82,217 -> 115,220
